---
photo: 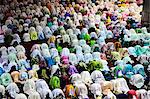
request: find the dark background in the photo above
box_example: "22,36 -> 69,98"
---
142,0 -> 150,32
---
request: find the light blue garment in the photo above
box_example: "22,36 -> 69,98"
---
97,37 -> 106,45
133,64 -> 147,78
115,60 -> 124,66
128,47 -> 137,57
79,39 -> 86,47
84,53 -> 93,63
90,32 -> 98,39
18,59 -> 30,71
99,31 -> 106,39
50,48 -> 59,58
106,30 -> 114,38
6,83 -> 20,98
31,49 -> 42,58
76,53 -> 84,62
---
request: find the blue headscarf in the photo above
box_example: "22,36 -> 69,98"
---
0,64 -> 4,76
20,72 -> 28,81
123,64 -> 134,78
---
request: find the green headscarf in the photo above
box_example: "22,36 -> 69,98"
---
49,76 -> 60,89
135,28 -> 142,33
88,60 -> 103,72
57,45 -> 62,53
84,33 -> 90,41
1,73 -> 12,86
90,40 -> 96,47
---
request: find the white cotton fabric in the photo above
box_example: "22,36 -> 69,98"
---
50,64 -> 60,77
0,35 -> 4,43
130,74 -> 144,88
0,85 -> 5,96
111,78 -> 129,94
35,79 -> 53,99
84,53 -> 93,63
83,45 -> 91,54
69,53 -> 78,65
15,93 -> 27,99
80,71 -> 92,86
43,26 -> 52,39
30,49 -> 42,58
79,39 -> 86,47
92,52 -> 101,61
90,83 -> 102,98
61,48 -> 70,57
101,60 -> 110,71
62,34 -> 70,43
70,73 -> 82,84
136,89 -> 148,99
23,79 -> 36,95
103,91 -> 117,99
28,91 -> 41,99
91,70 -> 105,83
75,83 -> 88,99
23,33 -> 31,42
52,88 -> 65,99
6,83 -> 20,98
15,45 -> 25,53
50,48 -> 59,58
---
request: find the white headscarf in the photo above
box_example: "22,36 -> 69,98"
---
84,53 -> 93,63
130,74 -> 144,88
83,44 -> 91,54
15,45 -> 25,53
111,78 -> 129,94
23,79 -> 36,95
90,83 -> 102,98
52,88 -> 65,99
50,48 -> 59,58
70,73 -> 82,84
61,48 -> 70,57
28,91 -> 41,99
69,53 -> 78,65
0,85 -> 5,96
6,83 -> 20,98
23,33 -> 31,42
80,71 -> 92,86
36,79 -> 53,99
91,70 -> 105,83
136,89 -> 148,99
92,52 -> 101,61
15,93 -> 27,99
75,83 -> 88,99
40,43 -> 51,57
